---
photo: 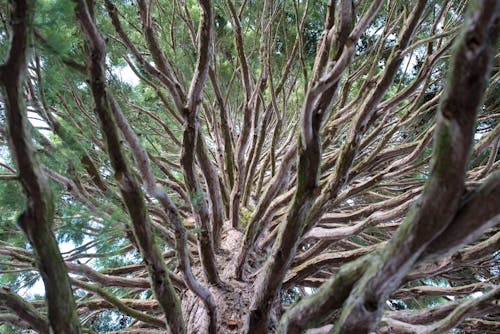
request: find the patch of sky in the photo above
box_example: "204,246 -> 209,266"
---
20,237 -> 96,298
107,56 -> 140,87
27,109 -> 52,138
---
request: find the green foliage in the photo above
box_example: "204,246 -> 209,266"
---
0,324 -> 19,334
190,189 -> 204,210
34,0 -> 81,61
0,180 -> 24,214
85,310 -> 131,332
55,201 -> 90,246
0,0 -> 496,332
240,206 -> 253,228
281,287 -> 302,305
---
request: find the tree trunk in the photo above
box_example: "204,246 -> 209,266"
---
182,223 -> 281,333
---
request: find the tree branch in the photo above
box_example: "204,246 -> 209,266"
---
73,1 -> 185,332
0,286 -> 49,333
333,2 -> 499,332
0,0 -> 81,332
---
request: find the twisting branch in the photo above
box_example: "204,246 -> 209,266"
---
0,286 -> 49,333
179,0 -> 221,289
73,1 -> 185,332
105,0 -> 218,331
243,1 -> 383,333
380,286 -> 500,334
279,7 -> 500,325
1,0 -> 498,332
0,1 -> 81,332
71,279 -> 165,328
225,0 -> 258,229
422,170 -> 500,261
278,257 -> 370,334
308,0 -> 428,229
333,1 -> 499,332
109,93 -> 218,334
278,169 -> 499,333
106,0 -> 225,252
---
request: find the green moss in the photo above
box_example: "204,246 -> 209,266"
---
431,121 -> 453,178
240,206 -> 254,228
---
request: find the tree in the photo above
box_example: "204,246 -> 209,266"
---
0,0 -> 498,333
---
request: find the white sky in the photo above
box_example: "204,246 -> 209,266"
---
113,64 -> 140,86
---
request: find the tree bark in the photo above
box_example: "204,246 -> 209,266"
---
0,1 -> 81,332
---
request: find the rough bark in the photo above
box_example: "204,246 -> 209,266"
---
0,1 -> 81,332
243,2 -> 384,332
0,287 -> 49,333
1,1 -> 498,333
73,1 -> 184,332
333,1 -> 499,332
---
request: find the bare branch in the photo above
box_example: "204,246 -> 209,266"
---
0,1 -> 81,332
73,1 -> 185,332
0,287 -> 49,333
333,2 -> 499,332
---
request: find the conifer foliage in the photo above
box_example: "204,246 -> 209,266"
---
0,0 -> 499,333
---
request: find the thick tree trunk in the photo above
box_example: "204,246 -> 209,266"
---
182,223 -> 281,333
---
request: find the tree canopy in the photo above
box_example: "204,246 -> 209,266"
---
0,0 -> 499,333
